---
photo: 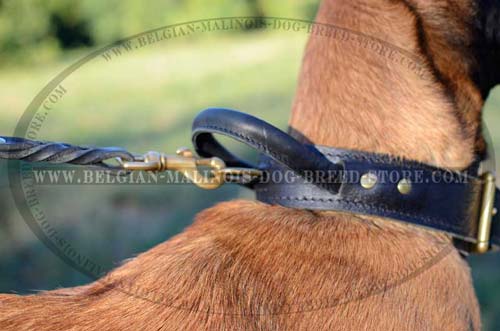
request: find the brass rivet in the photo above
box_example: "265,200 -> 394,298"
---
360,172 -> 378,189
0,138 -> 5,144
397,178 -> 412,194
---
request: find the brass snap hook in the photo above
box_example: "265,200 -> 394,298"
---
117,148 -> 240,189
173,147 -> 226,189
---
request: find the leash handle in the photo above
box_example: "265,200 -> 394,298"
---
191,108 -> 345,192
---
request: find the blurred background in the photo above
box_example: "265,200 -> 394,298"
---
0,0 -> 499,329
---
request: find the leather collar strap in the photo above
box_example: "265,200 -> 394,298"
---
192,108 -> 499,254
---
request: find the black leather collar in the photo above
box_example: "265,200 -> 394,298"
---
192,108 -> 499,254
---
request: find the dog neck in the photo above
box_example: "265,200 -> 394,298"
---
289,0 -> 492,170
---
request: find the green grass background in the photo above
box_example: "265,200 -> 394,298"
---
0,24 -> 500,330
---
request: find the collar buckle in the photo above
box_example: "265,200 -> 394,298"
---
475,172 -> 497,253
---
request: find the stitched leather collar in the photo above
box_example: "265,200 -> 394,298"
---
192,108 -> 499,254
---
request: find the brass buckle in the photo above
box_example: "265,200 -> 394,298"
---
117,147 -> 262,190
475,172 -> 497,253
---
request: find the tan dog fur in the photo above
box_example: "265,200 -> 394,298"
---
0,0 -> 490,330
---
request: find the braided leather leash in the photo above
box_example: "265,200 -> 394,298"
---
0,136 -> 135,172
0,136 -> 262,187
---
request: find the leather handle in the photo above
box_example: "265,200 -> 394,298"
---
191,108 -> 344,193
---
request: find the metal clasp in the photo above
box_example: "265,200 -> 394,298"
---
475,172 -> 497,253
117,147 -> 262,190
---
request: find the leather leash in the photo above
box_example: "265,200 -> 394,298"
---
1,108 -> 498,254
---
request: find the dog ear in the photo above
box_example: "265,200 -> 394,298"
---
472,0 -> 500,98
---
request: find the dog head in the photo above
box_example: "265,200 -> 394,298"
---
289,0 -> 500,168
394,0 -> 500,157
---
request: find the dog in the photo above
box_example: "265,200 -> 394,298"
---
1,0 -> 499,330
